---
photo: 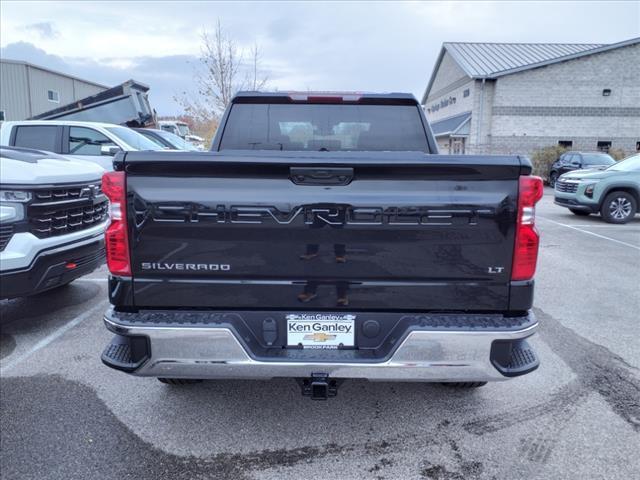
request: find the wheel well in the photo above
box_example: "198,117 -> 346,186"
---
600,187 -> 640,209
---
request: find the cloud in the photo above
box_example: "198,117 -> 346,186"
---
23,21 -> 59,39
1,42 -> 69,72
1,1 -> 639,117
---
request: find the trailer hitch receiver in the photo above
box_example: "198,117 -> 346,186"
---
298,373 -> 340,400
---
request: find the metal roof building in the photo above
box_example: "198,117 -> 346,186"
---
0,59 -> 109,122
422,38 -> 640,156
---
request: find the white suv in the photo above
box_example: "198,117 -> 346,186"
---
0,120 -> 164,171
0,146 -> 108,299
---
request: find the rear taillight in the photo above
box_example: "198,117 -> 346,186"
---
102,171 -> 131,276
512,175 -> 543,281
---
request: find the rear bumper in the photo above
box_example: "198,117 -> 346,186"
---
103,308 -> 539,382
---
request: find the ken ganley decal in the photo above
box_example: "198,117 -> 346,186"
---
286,314 -> 356,348
286,314 -> 356,322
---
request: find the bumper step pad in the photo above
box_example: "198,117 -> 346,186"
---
491,339 -> 539,377
101,335 -> 149,373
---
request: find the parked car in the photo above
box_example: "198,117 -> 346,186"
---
0,146 -> 108,299
185,134 -> 207,151
134,128 -> 198,151
554,153 -> 640,223
157,120 -> 190,138
0,120 -> 166,171
100,91 -> 543,398
548,151 -> 615,187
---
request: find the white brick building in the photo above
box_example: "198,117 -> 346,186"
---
422,38 -> 640,155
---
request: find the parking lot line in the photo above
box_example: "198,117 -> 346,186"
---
538,216 -> 640,250
1,300 -> 108,373
568,224 -> 640,228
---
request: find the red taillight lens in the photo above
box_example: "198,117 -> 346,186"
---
102,171 -> 131,276
512,175 -> 543,281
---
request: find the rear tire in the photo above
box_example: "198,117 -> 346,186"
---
158,378 -> 203,385
569,209 -> 590,216
441,382 -> 487,388
549,172 -> 558,188
600,191 -> 637,224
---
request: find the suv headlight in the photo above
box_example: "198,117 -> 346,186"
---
0,190 -> 31,223
584,183 -> 597,198
0,190 -> 32,202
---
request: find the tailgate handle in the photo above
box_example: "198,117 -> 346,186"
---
290,167 -> 354,186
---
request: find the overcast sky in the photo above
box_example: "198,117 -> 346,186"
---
2,1 -> 639,115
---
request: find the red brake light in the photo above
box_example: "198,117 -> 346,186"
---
102,171 -> 131,276
288,92 -> 362,103
511,175 -> 543,281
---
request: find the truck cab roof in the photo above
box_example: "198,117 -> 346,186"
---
232,91 -> 420,104
1,120 -> 127,129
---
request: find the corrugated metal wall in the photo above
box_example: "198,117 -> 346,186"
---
28,67 -> 77,115
0,62 -> 31,120
0,61 -> 107,121
72,79 -> 105,101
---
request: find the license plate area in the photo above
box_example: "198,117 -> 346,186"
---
286,314 -> 355,349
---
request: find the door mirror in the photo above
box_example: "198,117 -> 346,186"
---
101,145 -> 121,156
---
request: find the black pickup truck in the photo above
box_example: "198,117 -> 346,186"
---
100,92 -> 543,399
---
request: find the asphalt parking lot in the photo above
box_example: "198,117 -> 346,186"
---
1,188 -> 639,480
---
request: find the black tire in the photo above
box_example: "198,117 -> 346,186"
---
158,378 -> 203,385
600,191 -> 637,224
441,382 -> 487,388
569,209 -> 590,216
549,172 -> 558,188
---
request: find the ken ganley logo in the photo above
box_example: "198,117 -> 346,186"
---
286,314 -> 356,343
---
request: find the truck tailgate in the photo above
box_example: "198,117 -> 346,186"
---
124,152 -> 523,311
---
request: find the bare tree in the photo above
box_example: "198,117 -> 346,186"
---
175,20 -> 269,122
247,42 -> 269,91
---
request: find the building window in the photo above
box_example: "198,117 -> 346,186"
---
449,137 -> 466,155
558,140 -> 573,149
47,90 -> 60,103
463,89 -> 470,98
597,141 -> 611,152
602,89 -> 611,97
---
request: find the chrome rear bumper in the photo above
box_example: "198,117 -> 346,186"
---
103,309 -> 539,382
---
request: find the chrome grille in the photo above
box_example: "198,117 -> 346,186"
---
29,201 -> 108,238
555,180 -> 579,193
27,182 -> 108,238
34,184 -> 103,201
0,224 -> 13,251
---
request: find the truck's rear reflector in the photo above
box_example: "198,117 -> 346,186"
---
102,171 -> 131,276
512,175 -> 543,281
